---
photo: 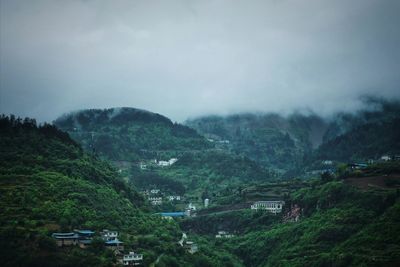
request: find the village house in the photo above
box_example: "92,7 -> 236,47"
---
349,163 -> 368,170
215,231 -> 234,238
381,155 -> 391,161
187,203 -> 196,211
157,158 -> 178,167
122,251 -> 143,266
167,195 -> 181,201
204,198 -> 209,207
150,189 -> 160,194
159,211 -> 187,219
251,201 -> 285,214
52,232 -> 80,247
157,160 -> 170,166
139,162 -> 147,170
101,229 -> 119,241
184,241 -> 198,254
178,233 -> 198,253
52,229 -> 96,247
148,196 -> 162,205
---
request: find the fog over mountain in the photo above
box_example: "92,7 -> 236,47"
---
1,0 -> 399,122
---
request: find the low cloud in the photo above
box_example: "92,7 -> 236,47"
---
1,0 -> 399,122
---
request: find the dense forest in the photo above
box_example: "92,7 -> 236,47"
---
2,100 -> 400,266
0,115 -> 239,267
54,108 -> 212,161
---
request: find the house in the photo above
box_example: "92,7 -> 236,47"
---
168,158 -> 178,165
322,160 -> 333,165
215,231 -> 234,238
381,155 -> 391,161
184,241 -> 198,254
167,195 -> 181,201
157,158 -> 178,167
148,197 -> 162,205
187,203 -> 196,211
251,201 -> 285,214
52,230 -> 96,248
349,163 -> 368,169
150,189 -> 160,194
101,229 -> 118,241
122,251 -> 143,266
158,161 -> 170,167
52,232 -> 80,247
139,162 -> 147,170
204,198 -> 209,208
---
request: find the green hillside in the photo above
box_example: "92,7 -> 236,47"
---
185,113 -> 328,172
0,115 -> 239,267
313,117 -> 400,162
54,108 -> 212,161
181,177 -> 400,267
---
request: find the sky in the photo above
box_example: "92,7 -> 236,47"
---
1,0 -> 399,122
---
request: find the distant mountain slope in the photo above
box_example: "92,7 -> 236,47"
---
54,107 -> 212,161
185,113 -> 328,171
186,99 -> 400,172
322,98 -> 400,143
153,150 -> 275,200
313,117 -> 400,162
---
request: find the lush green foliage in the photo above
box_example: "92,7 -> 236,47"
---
154,150 -> 275,201
197,181 -> 400,267
0,115 -> 237,267
185,113 -> 326,171
313,117 -> 400,162
54,108 -> 211,161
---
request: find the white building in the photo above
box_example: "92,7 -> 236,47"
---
185,241 -> 198,254
187,203 -> 196,211
101,230 -> 118,241
168,195 -> 181,201
381,155 -> 391,161
158,161 -> 170,166
215,231 -> 234,238
204,198 -> 209,208
150,189 -> 160,194
122,252 -> 143,266
148,197 -> 162,205
157,158 -> 178,167
251,201 -> 285,214
139,163 -> 147,170
168,158 -> 178,165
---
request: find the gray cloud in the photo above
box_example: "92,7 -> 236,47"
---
1,0 -> 399,122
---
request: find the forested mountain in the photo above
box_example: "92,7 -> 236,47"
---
2,113 -> 400,267
312,117 -> 400,162
54,108 -> 275,199
54,108 -> 212,161
185,113 -> 328,171
0,115 -> 239,267
186,99 -> 400,172
322,98 -> 400,143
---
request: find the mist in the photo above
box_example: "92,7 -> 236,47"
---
1,0 -> 399,122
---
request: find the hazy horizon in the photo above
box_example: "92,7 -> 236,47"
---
1,0 -> 400,123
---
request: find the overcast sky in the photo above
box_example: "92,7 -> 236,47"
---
1,0 -> 399,122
